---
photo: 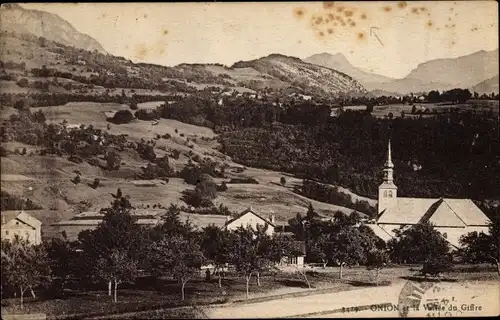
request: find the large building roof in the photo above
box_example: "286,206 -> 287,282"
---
377,198 -> 490,227
1,210 -> 42,228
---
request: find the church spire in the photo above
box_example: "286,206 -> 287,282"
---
385,139 -> 394,169
383,139 -> 394,183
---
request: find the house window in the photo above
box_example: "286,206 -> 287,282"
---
384,191 -> 388,197
388,190 -> 393,198
5,230 -> 9,235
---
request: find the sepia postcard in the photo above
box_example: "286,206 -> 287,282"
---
0,1 -> 499,319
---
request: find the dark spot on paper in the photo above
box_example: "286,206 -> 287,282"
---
327,28 -> 334,34
398,1 -> 407,9
293,7 -> 306,19
452,40 -> 456,45
452,24 -> 455,27
360,13 -> 367,19
350,21 -> 356,27
336,6 -> 344,12
427,21 -> 433,27
344,10 -> 353,17
448,17 -> 452,21
323,2 -> 335,10
412,7 -> 419,14
420,7 -> 427,12
163,29 -> 169,35
383,6 -> 392,12
328,13 -> 334,20
319,31 -> 325,37
144,14 -> 148,19
357,32 -> 365,40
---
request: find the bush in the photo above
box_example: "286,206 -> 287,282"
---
171,149 -> 180,159
421,257 -> 453,277
16,78 -> 29,88
72,174 -> 81,184
280,177 -> 286,186
110,110 -> 134,124
216,181 -> 228,192
91,178 -> 100,189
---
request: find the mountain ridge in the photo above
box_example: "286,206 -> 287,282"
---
304,52 -> 395,91
1,3 -> 106,53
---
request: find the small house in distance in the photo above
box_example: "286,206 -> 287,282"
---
1,211 -> 42,245
224,207 -> 275,236
224,207 -> 305,267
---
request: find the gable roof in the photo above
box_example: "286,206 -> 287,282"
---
224,207 -> 276,228
377,198 -> 438,225
1,211 -> 42,228
377,198 -> 490,227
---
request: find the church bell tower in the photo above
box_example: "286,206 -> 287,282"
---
378,140 -> 398,214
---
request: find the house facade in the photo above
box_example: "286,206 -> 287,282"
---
225,207 -> 305,267
1,211 -> 42,245
224,207 -> 275,236
369,140 -> 491,248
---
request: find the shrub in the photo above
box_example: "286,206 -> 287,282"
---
16,78 -> 29,88
72,174 -> 81,184
421,257 -> 453,277
110,110 -> 134,124
280,176 -> 286,186
171,149 -> 180,159
89,178 -> 99,189
216,181 -> 228,192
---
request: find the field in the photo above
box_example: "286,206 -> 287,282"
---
339,100 -> 499,119
2,264 -> 497,319
2,101 -> 368,235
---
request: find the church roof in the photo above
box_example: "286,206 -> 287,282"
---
377,198 -> 491,227
379,182 -> 398,189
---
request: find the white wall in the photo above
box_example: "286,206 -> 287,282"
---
226,212 -> 274,236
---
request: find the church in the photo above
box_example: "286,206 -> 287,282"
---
369,141 -> 491,248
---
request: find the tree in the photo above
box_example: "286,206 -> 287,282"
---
388,222 -> 449,264
200,225 -> 234,287
1,238 -> 51,309
72,174 -> 81,184
105,151 -> 121,170
111,110 -> 134,124
328,226 -> 367,279
366,249 -> 389,286
229,225 -> 275,299
459,213 -> 500,275
280,176 -> 286,186
149,234 -> 205,301
45,238 -> 80,296
77,196 -> 142,302
96,248 -> 139,302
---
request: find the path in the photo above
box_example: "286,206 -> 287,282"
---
201,280 -> 499,318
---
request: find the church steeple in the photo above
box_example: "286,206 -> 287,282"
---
383,139 -> 394,183
378,139 -> 398,214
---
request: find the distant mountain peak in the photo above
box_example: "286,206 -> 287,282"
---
0,4 -> 106,53
304,52 -> 394,90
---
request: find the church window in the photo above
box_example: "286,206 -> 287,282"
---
388,190 -> 393,197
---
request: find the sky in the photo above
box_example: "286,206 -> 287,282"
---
21,1 -> 499,79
